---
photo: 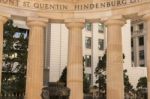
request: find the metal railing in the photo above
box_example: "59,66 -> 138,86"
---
0,92 -> 24,99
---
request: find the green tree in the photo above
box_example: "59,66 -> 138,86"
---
136,77 -> 147,99
95,53 -> 106,98
136,77 -> 147,89
2,19 -> 29,93
124,69 -> 133,93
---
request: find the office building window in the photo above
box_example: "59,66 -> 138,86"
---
140,64 -> 145,67
98,39 -> 104,50
139,50 -> 144,60
131,52 -> 134,61
138,23 -> 144,31
139,36 -> 144,46
85,73 -> 91,84
131,38 -> 133,47
131,26 -> 133,32
85,37 -> 91,49
98,23 -> 104,33
85,23 -> 92,31
85,55 -> 91,67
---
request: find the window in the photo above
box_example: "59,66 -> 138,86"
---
131,39 -> 133,47
85,37 -> 91,49
131,52 -> 134,61
139,50 -> 144,60
85,55 -> 91,67
131,26 -> 133,32
85,73 -> 91,84
85,23 -> 92,31
139,36 -> 144,46
98,23 -> 104,33
98,39 -> 104,50
140,64 -> 145,67
138,23 -> 144,31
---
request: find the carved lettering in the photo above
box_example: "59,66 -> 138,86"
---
23,2 -> 30,7
0,0 -> 144,11
0,0 -> 18,6
74,0 -> 128,10
33,3 -> 68,10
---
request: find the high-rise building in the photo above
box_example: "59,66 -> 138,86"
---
131,19 -> 146,67
83,22 -> 105,85
125,19 -> 147,88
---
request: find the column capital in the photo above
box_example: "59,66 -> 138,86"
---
104,19 -> 126,26
143,13 -> 150,21
0,13 -> 10,24
27,17 -> 48,27
65,18 -> 85,29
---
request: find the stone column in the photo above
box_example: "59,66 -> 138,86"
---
25,17 -> 48,99
65,19 -> 85,99
0,15 -> 8,94
143,14 -> 150,99
105,19 -> 125,99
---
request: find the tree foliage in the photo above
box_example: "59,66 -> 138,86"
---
124,69 -> 133,93
136,77 -> 147,89
136,77 -> 147,99
95,53 -> 106,98
2,19 -> 29,93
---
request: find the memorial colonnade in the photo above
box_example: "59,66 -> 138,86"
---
0,13 -> 150,99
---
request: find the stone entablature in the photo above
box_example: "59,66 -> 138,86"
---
0,0 -> 144,11
0,0 -> 150,22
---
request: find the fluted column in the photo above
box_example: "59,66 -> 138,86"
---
143,14 -> 150,99
25,17 -> 48,99
65,19 -> 85,99
0,15 -> 8,94
105,19 -> 125,99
